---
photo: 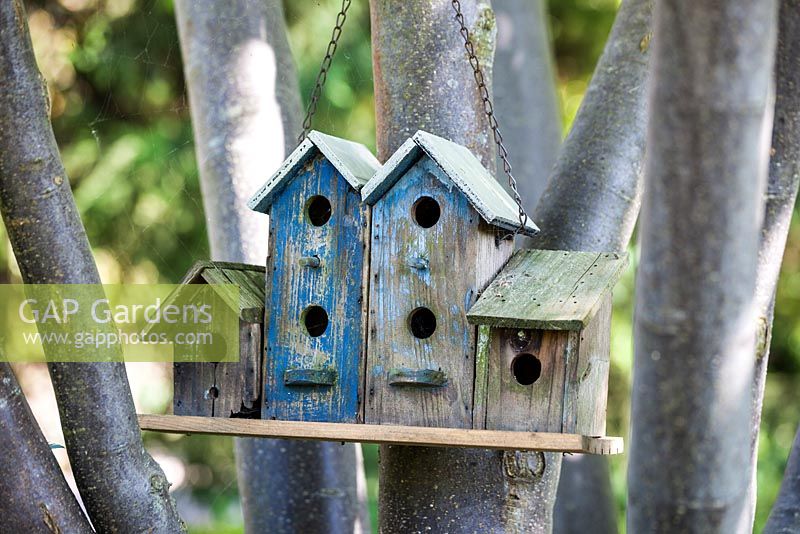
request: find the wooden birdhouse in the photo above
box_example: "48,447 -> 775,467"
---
360,130 -> 539,428
466,249 -> 628,439
168,261 -> 266,419
248,131 -> 379,423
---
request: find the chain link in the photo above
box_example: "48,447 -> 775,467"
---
298,0 -> 352,144
450,0 -> 530,235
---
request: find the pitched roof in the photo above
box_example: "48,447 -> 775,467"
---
361,130 -> 539,236
165,261 -> 266,323
249,131 -> 380,213
467,249 -> 628,330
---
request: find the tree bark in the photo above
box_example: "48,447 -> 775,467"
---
493,0 -> 561,207
173,1 -> 365,531
526,0 -> 651,254
0,1 -> 185,532
766,428 -> 800,533
757,1 -> 800,529
0,363 -> 93,534
627,0 -> 777,530
554,455 -> 617,534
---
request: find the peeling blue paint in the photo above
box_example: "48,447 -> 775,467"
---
264,156 -> 367,423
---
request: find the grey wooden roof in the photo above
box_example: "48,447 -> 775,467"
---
162,261 -> 266,324
361,130 -> 539,236
467,249 -> 628,330
249,131 -> 380,213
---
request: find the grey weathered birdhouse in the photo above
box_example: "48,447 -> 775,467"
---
167,261 -> 266,419
248,131 -> 379,423
467,249 -> 627,438
360,130 -> 539,428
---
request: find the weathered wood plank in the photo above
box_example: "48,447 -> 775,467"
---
138,414 -> 623,454
467,249 -> 628,330
263,155 -> 368,423
249,131 -> 379,213
365,157 -> 511,428
563,294 -> 612,435
361,131 -> 539,235
174,317 -> 263,418
483,327 -> 579,432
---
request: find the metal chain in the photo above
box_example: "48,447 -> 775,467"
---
298,0 -> 352,144
450,0 -> 530,235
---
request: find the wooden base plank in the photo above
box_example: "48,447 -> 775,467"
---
138,414 -> 623,455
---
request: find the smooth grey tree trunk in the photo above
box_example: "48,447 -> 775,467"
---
173,1 -> 365,532
554,455 -> 617,534
0,2 -> 185,532
0,363 -> 93,533
493,0 -> 561,208
750,0 -> 800,529
757,2 -> 800,529
627,0 -> 777,530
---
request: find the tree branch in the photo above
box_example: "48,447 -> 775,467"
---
0,363 -> 92,533
758,1 -> 800,528
628,0 -> 777,529
530,0 -> 653,530
527,0 -> 652,254
0,2 -> 184,531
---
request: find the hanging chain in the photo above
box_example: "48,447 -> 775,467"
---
298,0 -> 352,144
450,0 -> 530,235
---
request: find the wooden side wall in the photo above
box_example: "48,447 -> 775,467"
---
174,319 -> 263,418
366,157 -> 512,428
263,155 -> 370,422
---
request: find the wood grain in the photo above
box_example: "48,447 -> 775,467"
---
171,262 -> 265,418
365,156 -> 512,428
467,249 -> 627,330
263,155 -> 369,423
138,414 -> 623,454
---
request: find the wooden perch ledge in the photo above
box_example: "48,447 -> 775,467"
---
138,414 -> 624,455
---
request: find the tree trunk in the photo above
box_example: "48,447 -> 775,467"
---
0,2 -> 185,532
173,1 -> 365,531
554,455 -> 617,534
756,1 -> 800,528
0,363 -> 93,534
493,0 -> 561,207
627,0 -> 777,530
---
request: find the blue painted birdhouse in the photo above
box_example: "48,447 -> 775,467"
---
248,131 -> 379,423
360,131 -> 539,428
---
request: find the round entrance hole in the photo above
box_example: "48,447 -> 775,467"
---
411,196 -> 441,228
302,305 -> 329,337
408,307 -> 437,339
511,353 -> 541,386
306,195 -> 332,226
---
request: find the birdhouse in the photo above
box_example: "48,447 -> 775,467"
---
466,249 -> 628,437
360,130 -> 539,428
166,261 -> 266,419
248,131 -> 379,423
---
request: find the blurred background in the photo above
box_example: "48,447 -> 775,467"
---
7,0 -> 798,531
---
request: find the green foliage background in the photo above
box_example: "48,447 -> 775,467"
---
4,0 -> 798,531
